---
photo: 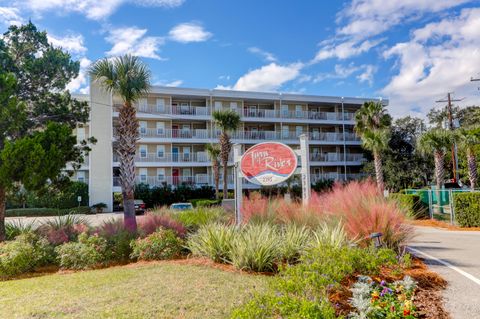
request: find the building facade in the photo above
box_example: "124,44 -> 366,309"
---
80,82 -> 387,211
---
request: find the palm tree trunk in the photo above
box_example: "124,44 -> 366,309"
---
373,150 -> 384,193
118,102 -> 139,232
219,132 -> 232,199
433,151 -> 445,190
0,187 -> 6,241
213,160 -> 220,200
467,148 -> 477,190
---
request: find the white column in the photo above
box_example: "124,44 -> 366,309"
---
233,144 -> 243,225
300,134 -> 311,205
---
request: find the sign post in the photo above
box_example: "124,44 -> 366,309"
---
233,144 -> 243,225
299,134 -> 311,205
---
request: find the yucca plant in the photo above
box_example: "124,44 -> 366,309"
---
229,223 -> 281,272
90,54 -> 151,232
279,224 -> 311,264
187,223 -> 237,263
37,214 -> 90,245
212,109 -> 241,199
5,219 -> 36,240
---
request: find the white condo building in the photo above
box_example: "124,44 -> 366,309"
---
73,82 -> 388,211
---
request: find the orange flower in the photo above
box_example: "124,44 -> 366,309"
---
403,309 -> 411,316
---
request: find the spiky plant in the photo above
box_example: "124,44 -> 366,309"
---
212,109 -> 241,199
90,55 -> 151,232
205,143 -> 221,199
457,127 -> 480,189
418,129 -> 454,191
354,101 -> 391,192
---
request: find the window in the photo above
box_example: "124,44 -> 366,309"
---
156,122 -> 165,135
214,101 -> 222,111
281,104 -> 289,117
282,125 -> 289,138
156,98 -> 165,112
230,102 -> 238,112
296,126 -> 303,137
157,168 -> 165,181
139,121 -> 147,135
76,127 -> 85,143
156,145 -> 165,158
139,168 -> 147,183
295,105 -> 303,118
183,147 -> 190,161
139,98 -> 148,111
139,145 -> 147,158
77,171 -> 85,183
180,102 -> 189,114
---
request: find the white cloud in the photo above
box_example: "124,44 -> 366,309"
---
313,0 -> 472,62
381,7 -> 480,117
67,57 -> 91,94
165,80 -> 183,87
232,62 -> 303,92
48,33 -> 87,55
313,63 -> 376,85
169,22 -> 212,43
15,0 -> 184,20
248,47 -> 277,62
0,6 -> 23,26
356,65 -> 377,86
105,26 -> 165,60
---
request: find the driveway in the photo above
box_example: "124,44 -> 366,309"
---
6,212 -> 123,227
409,226 -> 480,319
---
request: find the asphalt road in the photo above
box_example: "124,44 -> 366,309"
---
409,226 -> 480,319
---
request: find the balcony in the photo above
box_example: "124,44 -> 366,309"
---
311,172 -> 366,182
310,153 -> 365,163
114,152 -> 209,164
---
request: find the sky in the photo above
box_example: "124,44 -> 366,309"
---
1,0 -> 480,118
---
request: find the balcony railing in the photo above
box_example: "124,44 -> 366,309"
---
310,153 -> 365,162
311,173 -> 366,182
114,152 -> 210,163
114,103 -> 356,122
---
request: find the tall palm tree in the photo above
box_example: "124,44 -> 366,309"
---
90,55 -> 151,232
417,129 -> 454,191
361,129 -> 389,192
205,143 -> 221,199
212,109 -> 241,199
457,127 -> 480,189
354,101 -> 391,192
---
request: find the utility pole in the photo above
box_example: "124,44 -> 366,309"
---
436,93 -> 463,183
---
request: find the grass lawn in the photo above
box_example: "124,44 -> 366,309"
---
0,260 -> 271,319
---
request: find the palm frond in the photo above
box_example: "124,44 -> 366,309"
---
212,109 -> 241,132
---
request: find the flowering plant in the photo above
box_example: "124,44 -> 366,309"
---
349,275 -> 417,318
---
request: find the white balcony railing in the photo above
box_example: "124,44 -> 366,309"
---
310,153 -> 365,162
131,152 -> 209,163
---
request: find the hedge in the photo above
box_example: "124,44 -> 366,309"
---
189,199 -> 222,208
453,192 -> 480,227
6,206 -> 91,217
390,193 -> 429,219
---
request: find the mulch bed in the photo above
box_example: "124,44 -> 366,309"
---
408,219 -> 480,231
330,257 -> 450,318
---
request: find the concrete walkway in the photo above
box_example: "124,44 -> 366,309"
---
409,226 -> 480,319
6,212 -> 123,227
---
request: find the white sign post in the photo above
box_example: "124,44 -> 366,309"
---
299,134 -> 311,205
233,144 -> 243,225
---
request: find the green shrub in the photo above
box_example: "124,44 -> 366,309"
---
190,199 -> 222,208
55,233 -> 107,270
390,193 -> 429,219
187,223 -> 237,263
453,192 -> 480,227
311,222 -> 350,249
172,207 -> 227,232
6,206 -> 90,217
0,233 -> 52,278
229,224 -> 281,272
130,228 -> 183,261
279,224 -> 311,264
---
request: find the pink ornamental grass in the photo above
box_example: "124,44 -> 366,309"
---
137,212 -> 186,238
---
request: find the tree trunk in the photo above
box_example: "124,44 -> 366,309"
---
0,187 -> 5,241
219,132 -> 232,199
433,151 -> 445,190
118,102 -> 139,232
467,149 -> 477,190
373,150 -> 384,193
213,160 -> 220,200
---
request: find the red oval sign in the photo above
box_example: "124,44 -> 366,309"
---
240,142 -> 298,186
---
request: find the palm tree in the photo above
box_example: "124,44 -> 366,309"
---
417,129 -> 454,191
354,101 -> 391,192
212,109 -> 241,199
205,143 -> 221,199
457,127 -> 480,189
90,55 -> 151,232
361,129 -> 389,192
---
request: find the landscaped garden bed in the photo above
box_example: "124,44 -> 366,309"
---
0,181 -> 450,318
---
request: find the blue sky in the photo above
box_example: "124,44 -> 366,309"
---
1,0 -> 480,117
